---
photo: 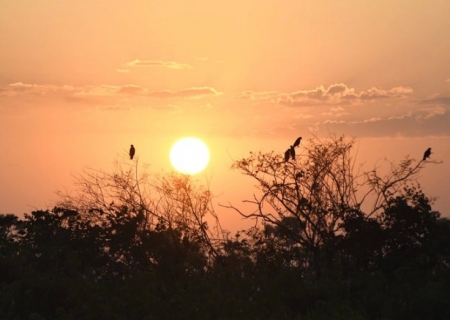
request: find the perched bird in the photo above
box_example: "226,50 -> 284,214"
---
293,137 -> 302,148
284,149 -> 291,162
289,145 -> 295,160
129,144 -> 135,160
423,147 -> 431,161
284,136 -> 303,162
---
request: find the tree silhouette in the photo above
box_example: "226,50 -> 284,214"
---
1,135 -> 449,319
55,159 -> 224,260
223,135 -> 442,274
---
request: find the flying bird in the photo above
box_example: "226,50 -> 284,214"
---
129,145 -> 135,160
423,147 -> 431,161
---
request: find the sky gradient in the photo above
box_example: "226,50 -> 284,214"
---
1,1 -> 450,230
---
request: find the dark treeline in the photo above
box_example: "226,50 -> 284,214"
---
1,136 -> 449,319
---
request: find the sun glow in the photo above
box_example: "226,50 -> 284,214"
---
170,137 -> 210,174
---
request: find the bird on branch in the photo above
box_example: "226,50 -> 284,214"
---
284,149 -> 291,162
423,147 -> 431,161
130,144 -> 135,160
293,137 -> 302,148
284,137 -> 302,162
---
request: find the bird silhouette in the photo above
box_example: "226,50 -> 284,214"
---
293,137 -> 302,148
284,149 -> 291,162
129,145 -> 135,160
423,147 -> 431,161
289,146 -> 295,159
284,136 -> 303,162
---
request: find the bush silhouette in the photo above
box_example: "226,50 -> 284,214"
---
0,135 -> 449,319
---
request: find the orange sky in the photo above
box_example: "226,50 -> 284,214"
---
1,1 -> 450,231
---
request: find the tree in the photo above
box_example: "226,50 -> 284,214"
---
1,136 -> 448,319
223,135 -> 441,274
55,159 -> 224,260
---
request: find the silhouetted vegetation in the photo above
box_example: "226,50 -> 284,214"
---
1,136 -> 449,319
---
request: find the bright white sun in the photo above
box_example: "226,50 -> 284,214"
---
170,137 -> 210,174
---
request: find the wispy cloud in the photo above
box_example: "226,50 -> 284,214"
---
72,85 -> 123,97
420,106 -> 446,120
360,117 -> 383,123
0,82 -> 74,97
278,84 -> 413,106
117,84 -> 145,95
237,90 -> 278,100
317,108 -> 450,137
238,83 -> 413,106
321,106 -> 350,117
418,96 -> 450,106
70,84 -> 146,98
126,59 -> 192,69
72,85 -> 222,100
387,112 -> 412,120
327,116 -> 387,126
0,83 -> 222,105
99,104 -> 131,111
147,87 -> 222,99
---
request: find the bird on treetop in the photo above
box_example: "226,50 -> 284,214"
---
293,137 -> 302,148
130,145 -> 135,160
284,137 -> 302,162
289,145 -> 295,160
284,149 -> 291,162
423,147 -> 431,161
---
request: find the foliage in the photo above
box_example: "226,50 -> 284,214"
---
0,135 -> 449,319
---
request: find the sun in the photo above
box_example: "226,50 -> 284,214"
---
170,137 -> 210,174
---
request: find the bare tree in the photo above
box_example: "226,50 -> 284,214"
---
55,158 -> 224,257
222,135 -> 440,253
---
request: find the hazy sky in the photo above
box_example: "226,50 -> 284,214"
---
1,1 -> 450,229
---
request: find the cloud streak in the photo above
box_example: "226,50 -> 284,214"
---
126,59 -> 192,69
0,83 -> 222,104
238,83 -> 413,106
0,82 -> 74,97
418,96 -> 450,106
147,87 -> 222,99
317,108 -> 449,137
